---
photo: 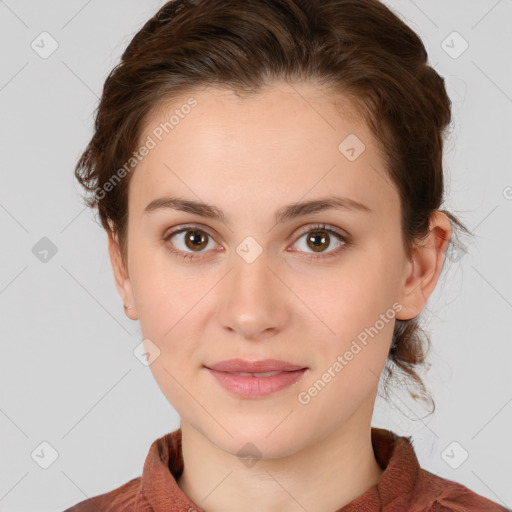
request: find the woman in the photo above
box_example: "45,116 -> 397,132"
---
64,0 -> 508,510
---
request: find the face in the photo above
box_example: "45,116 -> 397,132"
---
109,81 -> 447,458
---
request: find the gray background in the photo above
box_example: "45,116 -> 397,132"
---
0,0 -> 511,510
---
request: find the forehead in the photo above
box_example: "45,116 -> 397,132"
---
129,82 -> 396,220
141,81 -> 366,148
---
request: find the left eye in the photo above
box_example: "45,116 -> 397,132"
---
290,226 -> 348,258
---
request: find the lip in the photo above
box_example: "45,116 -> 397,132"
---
204,359 -> 308,398
205,358 -> 307,373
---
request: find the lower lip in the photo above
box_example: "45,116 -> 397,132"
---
206,368 -> 308,398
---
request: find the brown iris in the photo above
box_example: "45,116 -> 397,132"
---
184,230 -> 209,251
306,230 -> 330,252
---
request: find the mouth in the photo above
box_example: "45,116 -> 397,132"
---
204,361 -> 308,398
222,370 -> 290,377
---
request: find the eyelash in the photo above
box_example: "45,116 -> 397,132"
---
163,223 -> 351,262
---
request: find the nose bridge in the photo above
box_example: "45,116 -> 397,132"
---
232,237 -> 274,299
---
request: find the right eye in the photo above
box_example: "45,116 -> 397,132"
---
164,225 -> 220,260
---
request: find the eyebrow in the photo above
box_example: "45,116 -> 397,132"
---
144,195 -> 372,224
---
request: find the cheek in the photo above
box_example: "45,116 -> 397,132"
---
296,255 -> 398,380
145,350 -> 201,422
128,243 -> 196,332
293,256 -> 393,334
129,252 -> 209,373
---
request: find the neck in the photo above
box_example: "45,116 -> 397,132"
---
177,405 -> 383,512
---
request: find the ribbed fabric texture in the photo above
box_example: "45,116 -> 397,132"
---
63,427 -> 509,511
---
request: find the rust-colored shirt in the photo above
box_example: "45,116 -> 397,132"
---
63,427 -> 509,511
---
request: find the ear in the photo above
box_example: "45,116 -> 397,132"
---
395,211 -> 452,320
107,226 -> 138,320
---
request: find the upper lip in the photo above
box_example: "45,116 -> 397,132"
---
205,359 -> 307,373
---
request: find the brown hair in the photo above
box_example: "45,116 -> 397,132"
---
75,0 -> 472,416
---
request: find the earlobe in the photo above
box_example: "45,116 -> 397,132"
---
107,229 -> 138,320
395,212 -> 452,321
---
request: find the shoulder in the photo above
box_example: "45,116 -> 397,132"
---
411,469 -> 510,512
369,428 -> 509,512
62,476 -> 141,512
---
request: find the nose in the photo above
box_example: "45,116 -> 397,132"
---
217,246 -> 290,341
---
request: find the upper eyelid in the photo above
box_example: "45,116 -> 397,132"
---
164,222 -> 347,246
164,223 -> 219,242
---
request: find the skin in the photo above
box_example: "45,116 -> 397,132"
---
108,81 -> 451,512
